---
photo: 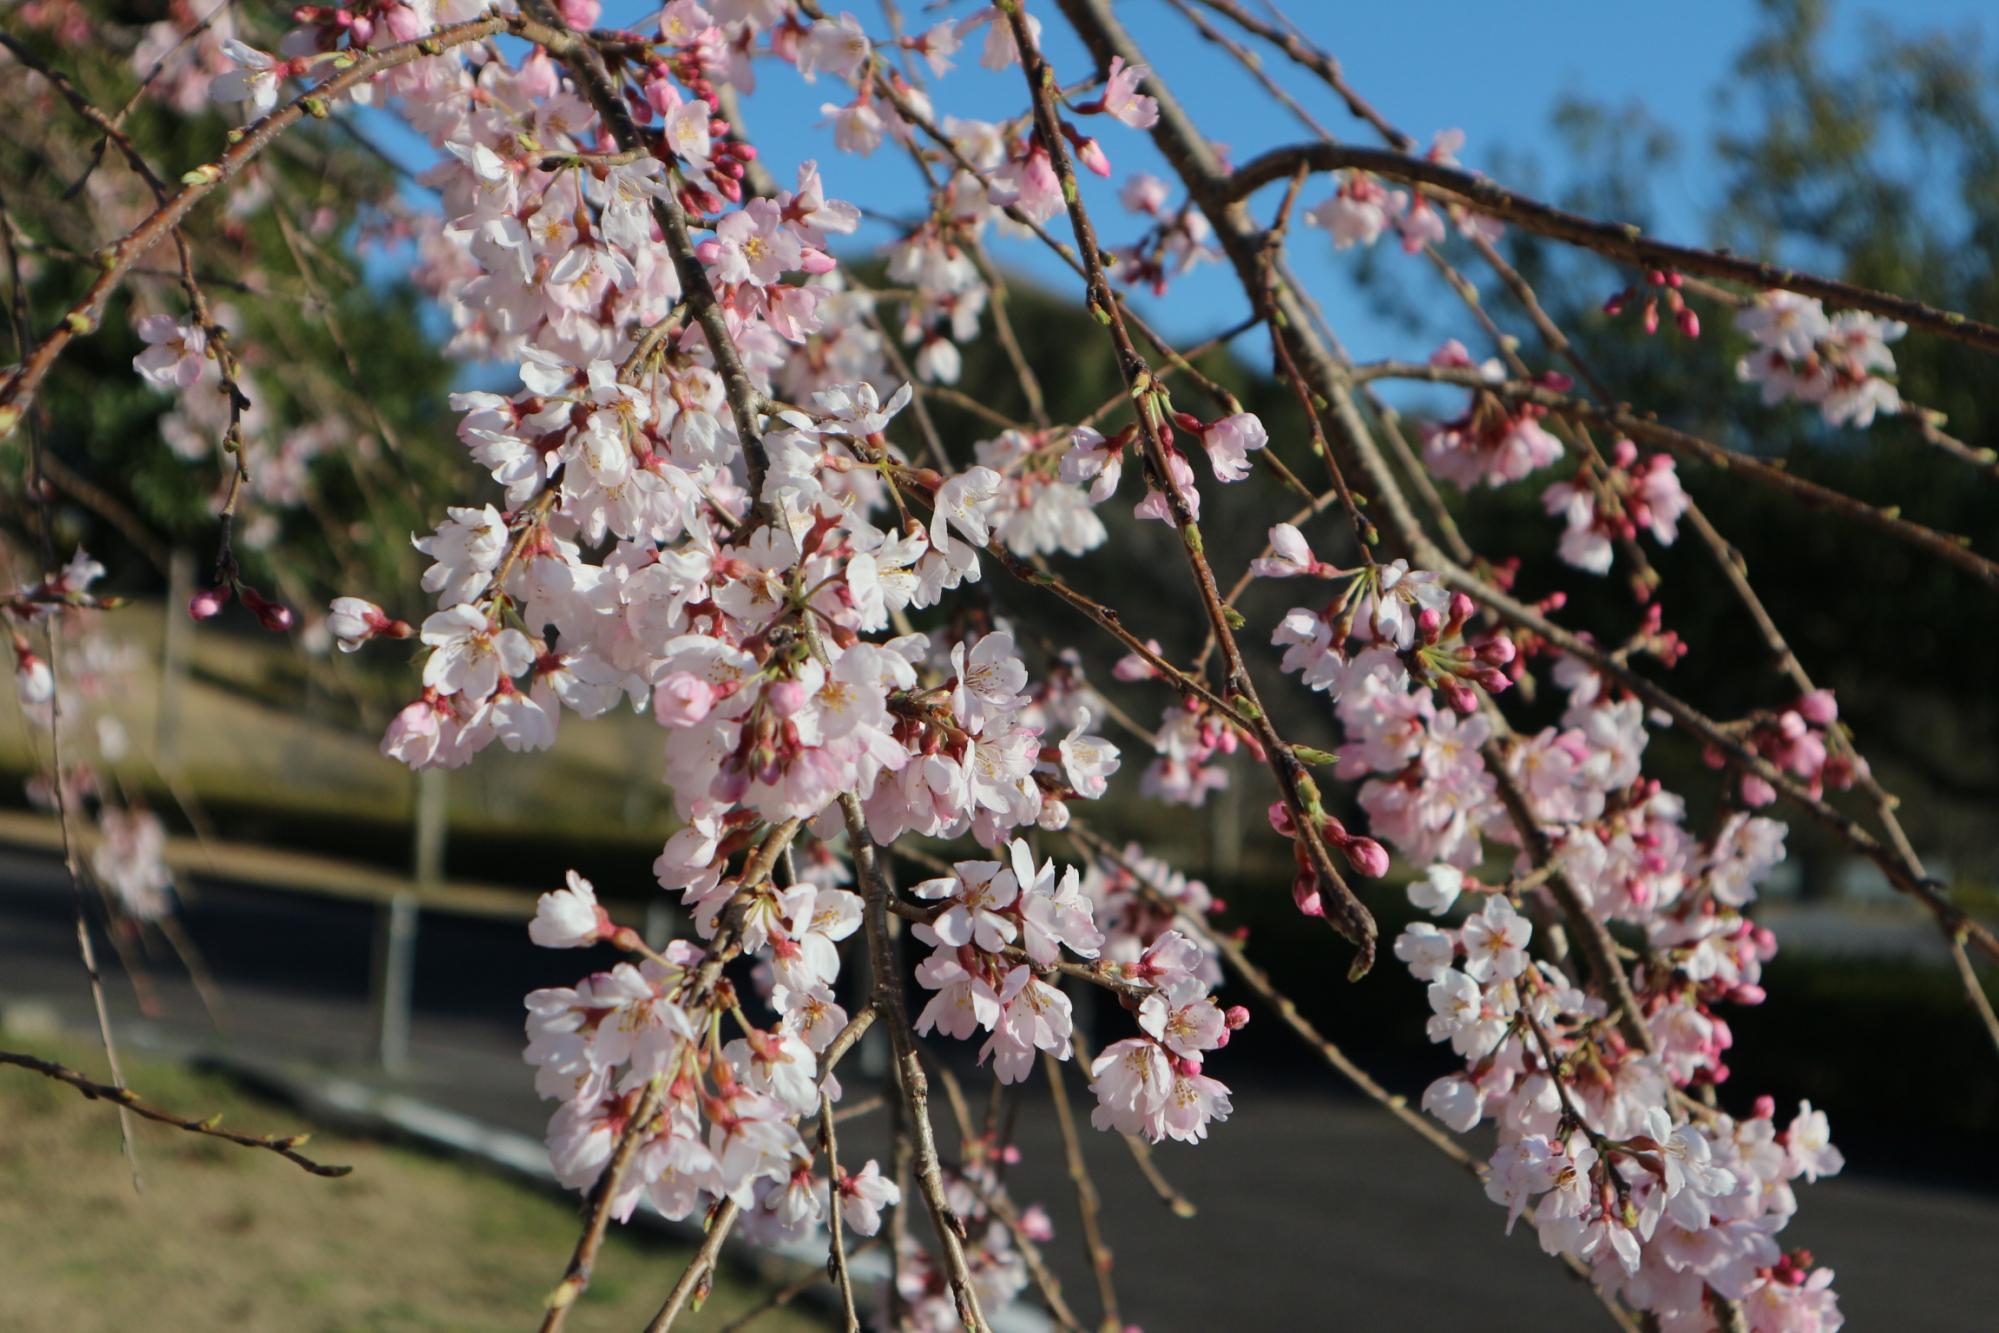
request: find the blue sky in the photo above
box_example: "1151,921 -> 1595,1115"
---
367,0 -> 1995,368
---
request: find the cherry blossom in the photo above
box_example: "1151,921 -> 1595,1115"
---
529,871 -> 609,949
132,315 -> 209,389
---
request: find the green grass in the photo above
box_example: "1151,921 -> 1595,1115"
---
0,1033 -> 825,1333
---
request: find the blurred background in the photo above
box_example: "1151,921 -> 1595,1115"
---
1,0 -> 1996,1328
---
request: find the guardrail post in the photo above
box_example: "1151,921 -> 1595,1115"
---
371,767 -> 446,1074
155,547 -> 194,771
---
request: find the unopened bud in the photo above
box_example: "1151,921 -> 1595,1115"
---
240,586 -> 294,632
189,586 -> 232,620
1340,836 -> 1390,878
1291,870 -> 1323,919
764,679 -> 809,718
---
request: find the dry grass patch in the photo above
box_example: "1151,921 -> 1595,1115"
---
0,1037 -> 823,1333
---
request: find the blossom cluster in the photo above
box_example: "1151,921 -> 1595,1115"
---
4,551 -> 178,926
1704,689 -> 1861,809
894,1146 -> 1049,1327
1419,340 -> 1565,489
524,868 -> 900,1239
1542,438 -> 1690,576
1304,131 -> 1503,255
1260,525 -> 1513,716
911,839 -> 1101,1082
1088,927 -> 1244,1144
1735,291 -> 1906,428
1372,656 -> 1847,1327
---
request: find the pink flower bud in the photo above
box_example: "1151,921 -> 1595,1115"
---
1341,836 -> 1390,878
189,586 -> 231,620
383,2 -> 425,42
1677,307 -> 1701,338
1440,680 -> 1477,715
654,672 -> 716,727
1266,801 -> 1296,837
1224,1005 -> 1251,1030
1739,773 -> 1777,807
1796,689 -> 1838,725
1752,1094 -> 1776,1119
1291,870 -> 1324,918
239,586 -> 294,632
764,678 -> 810,718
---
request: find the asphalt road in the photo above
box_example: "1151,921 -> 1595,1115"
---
2,848 -> 1994,1330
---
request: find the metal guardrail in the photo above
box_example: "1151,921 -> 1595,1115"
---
0,804 -> 532,921
0,786 -> 544,1074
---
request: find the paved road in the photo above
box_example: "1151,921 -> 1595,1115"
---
2,849 -> 1993,1330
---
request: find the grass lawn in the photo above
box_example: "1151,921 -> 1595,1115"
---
0,1035 -> 825,1333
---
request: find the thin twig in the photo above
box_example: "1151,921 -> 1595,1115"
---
0,1048 -> 350,1176
820,1090 -> 862,1332
842,794 -> 992,1332
641,1199 -> 744,1333
1220,142 -> 1999,355
1004,0 -> 1377,969
1041,1049 -> 1121,1331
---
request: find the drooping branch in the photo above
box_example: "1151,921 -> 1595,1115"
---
538,817 -> 803,1332
1230,13 -> 1999,1062
1054,0 -> 1999,993
841,794 -> 992,1333
0,11 -> 524,440
1348,362 -> 1999,587
0,1047 -> 351,1177
1219,142 -> 1999,355
1436,562 -> 1999,966
515,0 -> 778,504
1004,0 -> 1377,971
1061,824 -> 1643,1333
